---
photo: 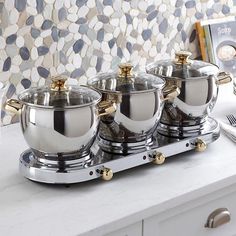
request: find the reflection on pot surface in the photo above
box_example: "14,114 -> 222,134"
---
88,63 -> 166,144
5,77 -> 108,158
146,51 -> 232,127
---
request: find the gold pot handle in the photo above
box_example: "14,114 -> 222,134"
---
97,101 -> 116,117
163,85 -> 180,101
216,72 -> 232,85
5,99 -> 23,115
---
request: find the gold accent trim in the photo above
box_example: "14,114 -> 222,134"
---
5,99 -> 23,115
152,152 -> 165,165
118,63 -> 133,78
97,101 -> 116,117
50,76 -> 67,91
163,85 -> 180,101
101,167 -> 113,181
175,51 -> 192,65
216,72 -> 232,85
195,138 -> 207,152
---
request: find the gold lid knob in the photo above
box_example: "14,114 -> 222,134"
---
195,139 -> 207,152
175,51 -> 192,65
118,63 -> 133,78
101,167 -> 113,181
152,152 -> 165,165
50,76 -> 67,91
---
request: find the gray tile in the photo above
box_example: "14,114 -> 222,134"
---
222,4 -> 230,14
96,57 -> 103,72
26,16 -> 34,25
6,84 -> 16,99
76,17 -> 87,24
41,20 -> 53,30
51,26 -> 59,42
76,0 -> 88,7
6,34 -> 17,44
195,12 -> 203,20
181,30 -> 187,42
1,110 -> 5,119
108,38 -> 116,48
206,8 -> 214,16
58,7 -> 67,22
125,13 -> 133,24
117,47 -> 123,58
3,57 -> 11,72
185,1 -> 196,8
71,68 -> 85,78
142,29 -> 152,40
126,42 -> 132,54
59,51 -> 67,64
177,23 -> 183,31
20,60 -> 34,71
146,5 -> 155,13
59,30 -> 69,37
36,0 -> 44,13
6,45 -> 18,57
19,47 -> 30,60
37,66 -> 50,78
159,19 -> 168,34
97,15 -> 109,24
97,28 -> 104,42
174,8 -> 181,17
37,46 -> 49,56
21,78 -> 31,89
103,0 -> 113,6
79,24 -> 88,34
147,10 -> 158,21
15,0 -> 26,12
0,3 -> 4,13
175,0 -> 183,7
31,28 -> 41,38
73,39 -> 84,53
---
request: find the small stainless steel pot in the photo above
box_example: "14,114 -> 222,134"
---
88,63 -> 177,144
146,51 -> 232,127
5,77 -> 115,158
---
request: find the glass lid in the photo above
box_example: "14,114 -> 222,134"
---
19,76 -> 101,108
146,51 -> 219,80
88,63 -> 165,94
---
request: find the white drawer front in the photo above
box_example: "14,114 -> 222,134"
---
144,190 -> 236,236
104,222 -> 142,236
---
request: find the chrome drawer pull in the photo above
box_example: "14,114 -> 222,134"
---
205,208 -> 231,228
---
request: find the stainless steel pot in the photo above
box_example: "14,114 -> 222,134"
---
88,63 -> 175,144
146,51 -> 232,127
5,77 -> 115,158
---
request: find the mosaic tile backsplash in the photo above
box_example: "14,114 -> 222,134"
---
0,0 -> 236,125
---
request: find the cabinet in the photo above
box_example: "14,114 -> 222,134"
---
143,184 -> 236,236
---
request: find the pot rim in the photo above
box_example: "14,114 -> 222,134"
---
17,86 -> 102,109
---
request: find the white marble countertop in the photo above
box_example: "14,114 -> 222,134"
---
1,83 -> 236,236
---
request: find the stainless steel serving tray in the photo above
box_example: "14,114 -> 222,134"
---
19,117 -> 220,184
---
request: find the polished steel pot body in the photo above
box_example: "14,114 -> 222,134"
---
146,56 -> 232,127
157,75 -> 219,126
20,103 -> 99,157
90,89 -> 164,143
6,85 -> 103,158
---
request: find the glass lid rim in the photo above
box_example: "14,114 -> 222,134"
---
18,85 -> 102,108
88,71 -> 166,93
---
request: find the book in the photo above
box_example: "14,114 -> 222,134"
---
196,16 -> 236,76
